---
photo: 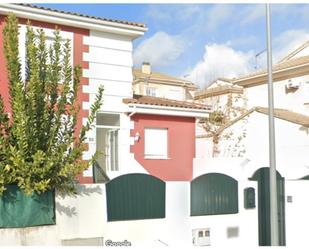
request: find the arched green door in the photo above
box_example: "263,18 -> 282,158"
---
106,173 -> 165,221
191,173 -> 238,216
250,167 -> 286,246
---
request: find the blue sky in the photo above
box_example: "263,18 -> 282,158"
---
38,3 -> 309,88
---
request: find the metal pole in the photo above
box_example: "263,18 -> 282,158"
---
266,4 -> 279,246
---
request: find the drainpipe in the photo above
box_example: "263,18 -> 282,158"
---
128,105 -> 137,117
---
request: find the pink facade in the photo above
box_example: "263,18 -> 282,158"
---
130,114 -> 196,181
0,9 -> 202,184
0,15 -> 92,183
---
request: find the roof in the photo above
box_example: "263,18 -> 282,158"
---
198,106 -> 309,138
197,43 -> 309,93
133,69 -> 198,90
195,85 -> 244,100
255,107 -> 309,126
233,55 -> 309,87
279,40 -> 309,63
16,3 -> 146,28
123,95 -> 211,110
206,77 -> 233,88
200,55 -> 309,89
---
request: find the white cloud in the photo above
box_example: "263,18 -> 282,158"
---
240,4 -> 293,26
133,31 -> 185,68
240,5 -> 264,25
186,44 -> 254,88
145,5 -> 173,22
206,5 -> 234,31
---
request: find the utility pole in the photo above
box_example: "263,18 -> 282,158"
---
266,3 -> 279,246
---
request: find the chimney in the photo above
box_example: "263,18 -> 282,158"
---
142,62 -> 151,74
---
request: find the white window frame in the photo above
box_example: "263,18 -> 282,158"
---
18,24 -> 73,83
144,127 -> 169,160
146,86 -> 157,97
96,112 -> 121,172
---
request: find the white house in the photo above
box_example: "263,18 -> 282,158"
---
194,41 -> 309,246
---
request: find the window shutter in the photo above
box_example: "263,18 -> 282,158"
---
144,128 -> 168,158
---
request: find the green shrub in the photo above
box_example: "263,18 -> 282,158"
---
0,13 -> 103,195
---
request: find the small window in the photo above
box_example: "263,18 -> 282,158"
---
144,128 -> 168,159
198,231 -> 204,238
146,87 -> 157,97
96,113 -> 120,126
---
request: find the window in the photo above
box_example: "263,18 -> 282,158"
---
18,24 -> 73,83
144,128 -> 168,159
96,113 -> 120,172
146,87 -> 157,97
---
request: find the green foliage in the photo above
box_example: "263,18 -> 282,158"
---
207,111 -> 225,126
0,13 -> 104,195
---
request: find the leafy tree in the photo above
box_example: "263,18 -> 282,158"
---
0,13 -> 103,195
199,93 -> 248,157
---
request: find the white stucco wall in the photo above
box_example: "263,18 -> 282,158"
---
202,71 -> 309,119
197,112 -> 309,179
144,83 -> 185,101
245,75 -> 309,115
0,182 -> 258,247
2,180 -> 309,246
285,180 -> 309,247
82,30 -> 145,178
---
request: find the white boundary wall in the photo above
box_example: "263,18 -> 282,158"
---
0,181 -> 257,247
1,179 -> 308,246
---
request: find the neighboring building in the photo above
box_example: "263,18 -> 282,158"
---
195,78 -> 244,110
196,42 -> 309,115
195,41 -> 309,140
1,4 -> 309,248
123,94 -> 210,181
0,4 -> 210,184
194,42 -> 309,246
133,62 -> 198,101
0,3 -> 148,183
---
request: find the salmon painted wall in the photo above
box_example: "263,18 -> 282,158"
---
130,114 -> 196,181
0,15 -> 92,183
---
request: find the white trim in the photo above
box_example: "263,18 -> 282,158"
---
144,156 -> 171,160
83,43 -> 132,53
0,4 -> 147,38
126,104 -> 210,118
234,62 -> 309,86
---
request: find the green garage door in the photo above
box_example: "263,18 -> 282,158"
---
106,173 -> 165,221
191,173 -> 238,216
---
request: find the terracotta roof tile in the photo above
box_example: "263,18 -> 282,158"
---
233,55 -> 309,84
195,85 -> 244,99
123,95 -> 211,110
16,3 -> 146,28
133,69 -> 197,89
255,107 -> 309,127
197,106 -> 309,138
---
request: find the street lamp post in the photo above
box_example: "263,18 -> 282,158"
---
265,3 -> 279,246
